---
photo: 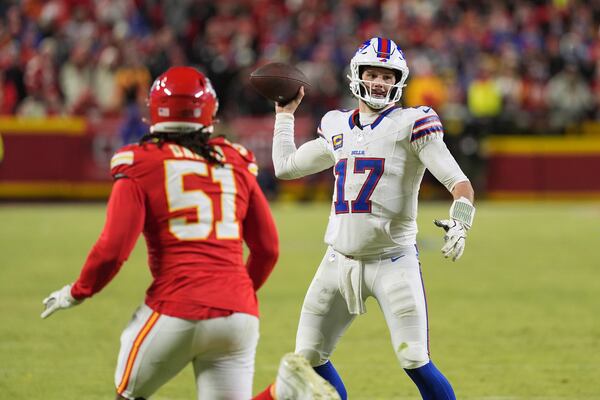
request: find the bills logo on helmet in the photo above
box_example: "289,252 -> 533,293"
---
375,37 -> 394,59
357,40 -> 371,53
397,48 -> 406,60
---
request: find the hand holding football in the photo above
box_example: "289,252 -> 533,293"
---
249,62 -> 310,104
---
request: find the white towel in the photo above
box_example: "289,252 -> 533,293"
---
337,256 -> 366,315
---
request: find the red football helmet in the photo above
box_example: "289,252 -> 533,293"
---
148,66 -> 219,133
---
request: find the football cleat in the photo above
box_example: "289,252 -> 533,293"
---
275,353 -> 341,400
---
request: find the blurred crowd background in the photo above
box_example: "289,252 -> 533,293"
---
1,0 -> 599,199
2,0 -> 599,133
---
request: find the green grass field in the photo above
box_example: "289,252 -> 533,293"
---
1,201 -> 599,399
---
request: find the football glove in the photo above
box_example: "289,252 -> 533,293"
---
41,284 -> 81,319
434,197 -> 475,262
434,219 -> 467,261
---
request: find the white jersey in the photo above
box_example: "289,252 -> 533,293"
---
273,105 -> 468,258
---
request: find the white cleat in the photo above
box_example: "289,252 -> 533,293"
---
275,353 -> 341,400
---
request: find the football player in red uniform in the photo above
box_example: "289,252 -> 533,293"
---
41,66 -> 339,400
41,67 -> 284,399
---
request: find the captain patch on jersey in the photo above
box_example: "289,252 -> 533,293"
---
332,134 -> 344,150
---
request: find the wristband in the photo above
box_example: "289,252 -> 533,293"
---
449,197 -> 475,229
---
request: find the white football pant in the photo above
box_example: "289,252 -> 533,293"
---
295,245 -> 430,370
115,304 -> 259,399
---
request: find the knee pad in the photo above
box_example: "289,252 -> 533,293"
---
296,348 -> 326,366
396,341 -> 429,369
295,325 -> 330,366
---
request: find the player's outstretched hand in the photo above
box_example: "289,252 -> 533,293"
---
275,86 -> 305,115
434,219 -> 467,262
41,284 -> 81,319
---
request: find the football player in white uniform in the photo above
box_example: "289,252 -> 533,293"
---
271,37 -> 475,399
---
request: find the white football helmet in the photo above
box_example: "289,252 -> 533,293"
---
348,37 -> 409,109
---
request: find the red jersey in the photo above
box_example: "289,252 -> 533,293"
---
71,137 -> 279,319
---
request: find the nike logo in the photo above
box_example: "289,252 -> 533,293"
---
391,255 -> 405,262
422,107 -> 431,113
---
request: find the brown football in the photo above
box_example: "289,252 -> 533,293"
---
249,62 -> 310,104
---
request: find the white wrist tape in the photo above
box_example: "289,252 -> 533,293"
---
449,197 -> 475,229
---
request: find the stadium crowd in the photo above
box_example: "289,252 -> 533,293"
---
1,0 -> 599,137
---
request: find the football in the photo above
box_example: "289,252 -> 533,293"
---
249,62 -> 310,104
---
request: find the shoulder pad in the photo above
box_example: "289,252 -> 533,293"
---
410,107 -> 444,142
410,106 -> 440,119
210,137 -> 259,176
110,144 -> 139,178
212,137 -> 256,162
321,109 -> 352,124
318,109 -> 355,141
110,150 -> 135,170
418,105 -> 434,112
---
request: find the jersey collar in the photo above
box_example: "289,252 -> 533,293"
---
348,105 -> 400,130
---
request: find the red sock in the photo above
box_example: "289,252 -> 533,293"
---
252,384 -> 275,400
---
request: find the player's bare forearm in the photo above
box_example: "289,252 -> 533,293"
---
451,180 -> 474,203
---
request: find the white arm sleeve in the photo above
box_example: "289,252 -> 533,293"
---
272,113 -> 335,180
418,139 -> 469,192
